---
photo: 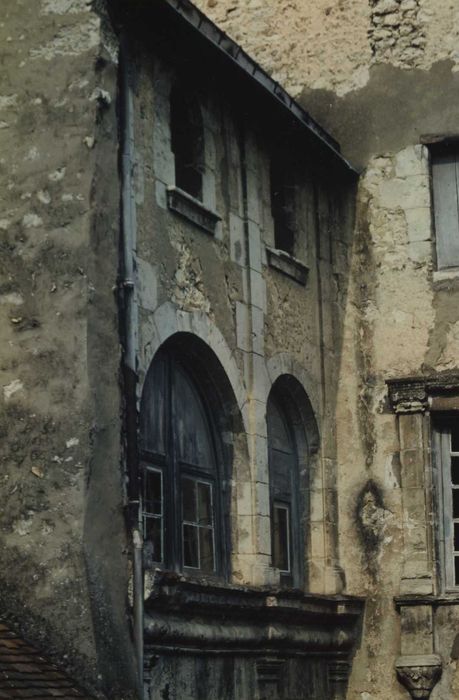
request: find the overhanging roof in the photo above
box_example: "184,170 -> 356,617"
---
114,0 -> 359,176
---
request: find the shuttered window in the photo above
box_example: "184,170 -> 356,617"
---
431,146 -> 459,270
140,350 -> 222,575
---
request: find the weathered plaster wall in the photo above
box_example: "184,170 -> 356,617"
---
192,1 -> 459,698
0,2 -> 136,697
128,31 -> 356,600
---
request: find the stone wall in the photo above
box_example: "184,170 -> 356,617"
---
0,2 -> 137,697
193,1 -> 459,698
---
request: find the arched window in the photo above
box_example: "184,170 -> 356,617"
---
140,348 -> 224,575
267,376 -> 317,588
170,84 -> 204,200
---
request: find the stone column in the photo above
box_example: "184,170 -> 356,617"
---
388,380 -> 433,594
388,379 -> 442,700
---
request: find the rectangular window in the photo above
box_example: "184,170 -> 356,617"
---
181,477 -> 215,573
435,420 -> 459,589
272,502 -> 291,574
431,144 -> 459,270
143,467 -> 164,565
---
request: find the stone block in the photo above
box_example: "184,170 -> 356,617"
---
400,448 -> 425,487
251,305 -> 264,356
249,268 -> 266,312
235,514 -> 255,555
236,301 -> 250,352
255,514 -> 271,556
236,480 -> 253,516
400,605 -> 433,656
309,489 -> 324,522
394,145 -> 428,179
398,413 -> 423,450
247,219 -> 262,272
136,256 -> 158,312
379,176 -> 430,210
246,167 -> 261,224
405,207 -> 432,243
229,212 -> 246,266
255,481 -> 270,517
310,521 -> 325,560
408,240 -> 431,264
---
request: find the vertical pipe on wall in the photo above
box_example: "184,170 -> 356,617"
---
119,36 -> 144,696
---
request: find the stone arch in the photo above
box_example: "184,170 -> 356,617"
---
266,352 -> 321,453
139,302 -> 247,426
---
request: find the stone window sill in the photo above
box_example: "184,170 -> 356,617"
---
432,267 -> 459,283
266,246 -> 308,285
167,186 -> 221,236
395,593 -> 459,607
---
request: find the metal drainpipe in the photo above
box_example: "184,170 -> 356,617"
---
120,37 -> 144,696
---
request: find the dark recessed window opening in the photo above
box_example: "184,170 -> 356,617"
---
270,157 -> 296,256
140,348 -> 223,575
430,143 -> 459,270
170,84 -> 204,200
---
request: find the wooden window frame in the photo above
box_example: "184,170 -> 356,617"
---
140,351 -> 227,578
433,416 -> 459,591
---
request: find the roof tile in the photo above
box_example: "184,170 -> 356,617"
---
0,620 -> 95,700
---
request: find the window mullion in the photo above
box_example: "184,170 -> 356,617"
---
168,356 -> 181,571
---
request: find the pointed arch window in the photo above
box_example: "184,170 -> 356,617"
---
140,349 -> 224,575
170,84 -> 204,201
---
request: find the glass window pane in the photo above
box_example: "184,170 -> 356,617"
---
199,528 -> 215,573
453,490 -> 459,519
452,427 -> 459,453
145,516 -> 162,564
451,457 -> 459,485
140,356 -> 166,455
273,505 -> 290,572
182,478 -> 197,522
144,470 -> 162,516
175,366 -> 214,470
198,482 -> 212,526
454,523 -> 459,552
455,556 -> 459,586
271,450 -> 294,498
183,524 -> 199,568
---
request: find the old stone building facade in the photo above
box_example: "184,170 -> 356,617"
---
1,0 -> 459,698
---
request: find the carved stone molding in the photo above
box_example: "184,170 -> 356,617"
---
387,373 -> 459,414
395,654 -> 442,699
328,660 -> 351,700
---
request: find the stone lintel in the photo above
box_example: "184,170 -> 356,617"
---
387,372 -> 459,414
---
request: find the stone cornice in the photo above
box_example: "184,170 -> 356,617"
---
143,574 -> 364,656
387,373 -> 459,414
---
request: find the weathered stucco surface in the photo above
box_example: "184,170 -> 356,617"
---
3,0 -> 459,698
191,1 -> 459,698
0,1 -> 137,697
